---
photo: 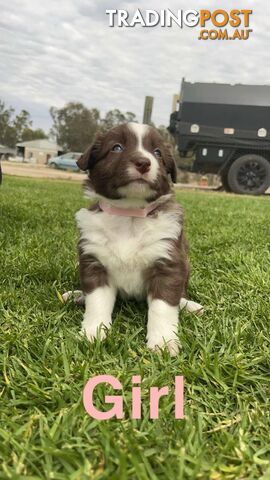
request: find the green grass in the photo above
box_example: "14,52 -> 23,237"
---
0,176 -> 269,480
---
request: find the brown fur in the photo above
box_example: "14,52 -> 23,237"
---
144,200 -> 190,305
144,232 -> 190,305
78,203 -> 107,295
78,246 -> 109,294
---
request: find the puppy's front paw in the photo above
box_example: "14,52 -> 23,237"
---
80,318 -> 111,342
180,298 -> 204,315
147,299 -> 180,356
62,290 -> 85,304
147,335 -> 180,357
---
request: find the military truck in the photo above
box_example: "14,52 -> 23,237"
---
169,79 -> 270,194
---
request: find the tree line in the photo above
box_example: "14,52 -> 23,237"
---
49,103 -> 137,151
0,101 -> 47,148
0,100 -> 170,152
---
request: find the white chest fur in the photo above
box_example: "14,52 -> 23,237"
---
76,208 -> 181,298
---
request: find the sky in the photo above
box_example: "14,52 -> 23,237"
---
0,0 -> 267,132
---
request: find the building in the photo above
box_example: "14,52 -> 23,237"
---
16,139 -> 63,164
0,144 -> 16,159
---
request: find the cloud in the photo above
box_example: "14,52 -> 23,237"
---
0,0 -> 266,131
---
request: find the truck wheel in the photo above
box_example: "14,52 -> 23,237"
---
220,171 -> 231,192
227,154 -> 270,195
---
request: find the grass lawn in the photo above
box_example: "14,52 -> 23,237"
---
0,176 -> 269,480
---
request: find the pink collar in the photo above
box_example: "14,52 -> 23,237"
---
99,199 -> 161,218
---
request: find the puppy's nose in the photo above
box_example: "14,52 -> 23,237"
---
134,158 -> 151,174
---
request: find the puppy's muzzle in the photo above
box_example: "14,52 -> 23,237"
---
132,157 -> 151,175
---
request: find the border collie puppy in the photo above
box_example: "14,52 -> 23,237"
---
74,123 -> 203,355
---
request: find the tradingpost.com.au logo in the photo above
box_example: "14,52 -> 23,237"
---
106,9 -> 253,41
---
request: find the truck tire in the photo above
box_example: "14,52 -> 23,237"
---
227,154 -> 270,195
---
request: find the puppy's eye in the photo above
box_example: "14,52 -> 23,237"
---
111,143 -> 123,152
154,148 -> 162,158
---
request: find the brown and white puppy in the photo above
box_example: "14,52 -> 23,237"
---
75,122 -> 202,355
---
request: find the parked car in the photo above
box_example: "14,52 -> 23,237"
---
169,79 -> 270,195
48,152 -> 82,171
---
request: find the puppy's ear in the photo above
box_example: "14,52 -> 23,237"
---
77,132 -> 104,171
76,146 -> 93,171
164,145 -> 178,183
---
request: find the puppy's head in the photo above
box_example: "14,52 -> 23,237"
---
77,123 -> 177,203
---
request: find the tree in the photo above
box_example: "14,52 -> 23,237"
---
0,101 -> 16,147
21,128 -> 47,142
100,109 -> 137,131
50,103 -> 100,151
13,110 -> 32,142
0,100 -> 44,147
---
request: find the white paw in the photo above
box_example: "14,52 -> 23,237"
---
62,290 -> 85,305
147,334 -> 180,356
80,319 -> 110,342
180,298 -> 204,315
147,299 -> 180,356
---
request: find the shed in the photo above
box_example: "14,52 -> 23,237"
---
16,139 -> 63,164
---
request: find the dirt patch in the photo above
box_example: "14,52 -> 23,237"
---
1,161 -> 84,181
